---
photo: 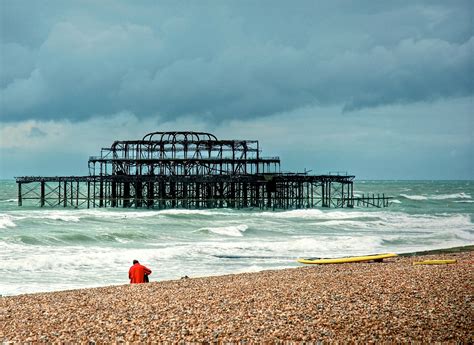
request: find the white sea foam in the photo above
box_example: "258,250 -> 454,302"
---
317,210 -> 379,220
158,209 -> 231,216
86,210 -> 163,219
0,215 -> 16,229
300,211 -> 473,234
0,199 -> 17,203
234,265 -> 266,274
200,235 -> 385,257
132,245 -> 192,261
114,237 -> 130,244
59,208 -> 233,221
198,224 -> 248,237
379,213 -> 473,233
400,192 -> 471,201
257,209 -> 325,219
42,214 -> 81,222
4,209 -> 163,222
287,236 -> 384,255
9,211 -> 81,222
0,245 -> 156,273
430,192 -> 471,200
315,219 -> 375,228
400,194 -> 428,200
256,209 -> 378,221
269,209 -> 381,221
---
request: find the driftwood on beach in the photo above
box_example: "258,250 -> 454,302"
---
1,251 -> 472,343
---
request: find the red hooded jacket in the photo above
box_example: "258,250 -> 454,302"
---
129,263 -> 152,284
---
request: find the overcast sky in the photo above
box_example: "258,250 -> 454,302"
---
1,0 -> 472,179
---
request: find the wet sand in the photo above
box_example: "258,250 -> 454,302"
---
1,250 -> 472,343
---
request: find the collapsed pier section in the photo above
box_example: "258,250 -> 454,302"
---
15,131 -> 391,209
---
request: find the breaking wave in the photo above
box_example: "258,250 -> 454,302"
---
0,215 -> 16,229
400,192 -> 471,201
0,199 -> 17,203
197,224 -> 249,237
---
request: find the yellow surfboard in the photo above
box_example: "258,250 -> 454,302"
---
297,253 -> 397,264
413,259 -> 457,265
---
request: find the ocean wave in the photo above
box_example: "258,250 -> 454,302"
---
0,215 -> 17,229
82,210 -> 160,220
251,209 -> 473,232
400,192 -> 471,201
10,212 -> 82,223
380,213 -> 473,233
1,209 -> 164,223
284,236 -> 385,256
255,209 -> 379,221
382,227 -> 474,250
431,192 -> 471,200
400,194 -> 428,200
313,219 -> 378,228
0,199 -> 17,203
80,208 -> 232,220
197,224 -> 248,237
0,244 -> 162,271
208,235 -> 385,256
43,214 -> 81,222
260,209 -> 325,219
158,209 -> 232,216
286,210 -> 389,223
306,212 -> 473,233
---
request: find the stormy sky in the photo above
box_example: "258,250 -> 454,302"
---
1,0 -> 473,179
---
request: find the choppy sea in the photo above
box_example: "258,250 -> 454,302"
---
0,180 -> 472,296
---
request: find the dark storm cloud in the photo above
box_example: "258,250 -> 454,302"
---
1,0 -> 473,122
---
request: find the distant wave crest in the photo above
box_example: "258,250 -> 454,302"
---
431,192 -> 471,200
197,224 -> 248,237
0,199 -> 17,203
400,193 -> 471,201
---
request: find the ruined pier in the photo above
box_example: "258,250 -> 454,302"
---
15,131 -> 391,209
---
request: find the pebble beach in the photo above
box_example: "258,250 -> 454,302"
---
1,251 -> 472,343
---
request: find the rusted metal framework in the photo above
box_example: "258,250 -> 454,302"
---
15,131 -> 391,209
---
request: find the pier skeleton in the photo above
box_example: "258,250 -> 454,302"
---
16,131 -> 391,209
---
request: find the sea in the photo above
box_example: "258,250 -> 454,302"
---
0,180 -> 473,296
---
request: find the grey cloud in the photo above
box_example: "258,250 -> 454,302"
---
28,126 -> 47,138
0,43 -> 35,87
0,1 -> 472,122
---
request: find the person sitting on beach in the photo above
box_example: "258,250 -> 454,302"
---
129,259 -> 152,284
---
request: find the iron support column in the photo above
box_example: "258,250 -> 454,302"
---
40,181 -> 45,207
18,182 -> 22,206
